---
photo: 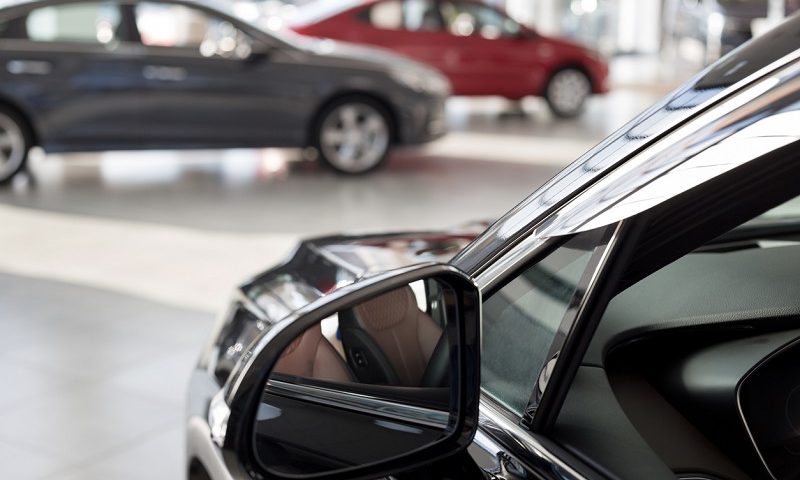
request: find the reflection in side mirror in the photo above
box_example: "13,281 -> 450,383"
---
252,277 -> 467,477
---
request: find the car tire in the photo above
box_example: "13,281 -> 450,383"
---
0,106 -> 30,185
544,68 -> 592,119
313,96 -> 392,175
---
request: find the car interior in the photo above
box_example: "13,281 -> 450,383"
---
272,281 -> 451,392
553,184 -> 800,478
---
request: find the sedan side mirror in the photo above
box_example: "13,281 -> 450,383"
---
216,264 -> 480,480
243,42 -> 273,64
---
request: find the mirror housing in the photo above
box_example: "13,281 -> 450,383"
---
218,264 -> 480,480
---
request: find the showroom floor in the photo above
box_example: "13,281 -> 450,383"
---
0,88 -> 666,479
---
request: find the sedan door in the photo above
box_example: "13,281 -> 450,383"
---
129,1 -> 302,148
436,1 -> 543,98
347,1 -> 462,89
0,0 -> 148,150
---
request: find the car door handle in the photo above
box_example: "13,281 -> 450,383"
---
6,60 -> 52,75
142,65 -> 187,81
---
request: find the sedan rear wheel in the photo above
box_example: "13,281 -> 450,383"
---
544,69 -> 592,119
315,98 -> 391,174
0,108 -> 29,184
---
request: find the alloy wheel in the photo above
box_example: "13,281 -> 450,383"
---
318,102 -> 390,174
0,112 -> 26,181
546,69 -> 591,118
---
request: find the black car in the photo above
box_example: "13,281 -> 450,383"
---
189,14 -> 800,480
0,0 -> 449,180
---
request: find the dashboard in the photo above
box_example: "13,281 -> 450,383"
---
555,240 -> 800,480
739,337 -> 800,480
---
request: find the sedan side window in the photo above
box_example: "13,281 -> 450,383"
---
25,1 -> 121,44
439,1 -> 520,38
365,0 -> 443,32
134,2 -> 252,59
481,229 -> 607,415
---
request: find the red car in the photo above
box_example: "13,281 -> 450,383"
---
290,0 -> 609,118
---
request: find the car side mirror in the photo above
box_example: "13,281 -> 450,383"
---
216,264 -> 480,479
244,42 -> 272,63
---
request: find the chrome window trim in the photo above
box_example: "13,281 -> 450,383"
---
478,397 -> 588,480
456,45 -> 800,276
475,57 -> 800,288
264,379 -> 450,429
476,222 -> 620,410
474,230 -> 549,292
544,61 -> 800,236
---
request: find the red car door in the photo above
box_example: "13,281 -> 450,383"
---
435,1 -> 544,98
337,1 -> 452,83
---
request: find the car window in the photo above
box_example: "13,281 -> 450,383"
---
439,1 -> 520,38
366,0 -> 402,29
134,2 -> 252,58
364,0 -> 442,32
481,230 -> 607,415
404,0 -> 442,31
25,1 -> 121,44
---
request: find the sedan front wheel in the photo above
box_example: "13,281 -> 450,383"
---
314,98 -> 391,174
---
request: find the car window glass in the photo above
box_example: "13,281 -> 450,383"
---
134,2 -> 252,58
25,1 -> 121,44
481,232 -> 603,415
404,0 -> 442,31
440,1 -> 520,38
367,0 -> 402,29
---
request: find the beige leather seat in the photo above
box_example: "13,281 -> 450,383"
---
272,323 -> 354,383
341,286 -> 443,387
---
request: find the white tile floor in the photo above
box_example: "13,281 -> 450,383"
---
0,90 -> 670,479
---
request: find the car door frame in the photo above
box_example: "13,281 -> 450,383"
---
466,219 -> 635,480
463,54 -> 800,480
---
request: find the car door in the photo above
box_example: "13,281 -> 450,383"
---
350,1 -> 460,89
0,0 -> 147,150
129,1 -> 296,148
436,1 -> 542,98
454,225 -> 620,480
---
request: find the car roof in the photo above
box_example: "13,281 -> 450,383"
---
0,0 -> 241,18
288,0 -> 369,26
453,13 -> 800,275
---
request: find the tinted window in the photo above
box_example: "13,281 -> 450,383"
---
364,0 -> 442,31
135,2 -> 252,58
26,1 -> 121,43
440,1 -> 519,38
367,0 -> 402,29
481,232 -> 603,414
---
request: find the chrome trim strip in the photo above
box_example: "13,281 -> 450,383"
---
475,232 -> 548,291
266,379 -> 450,429
478,398 -> 587,480
476,57 -> 800,291
547,63 -> 800,236
457,45 -> 800,276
